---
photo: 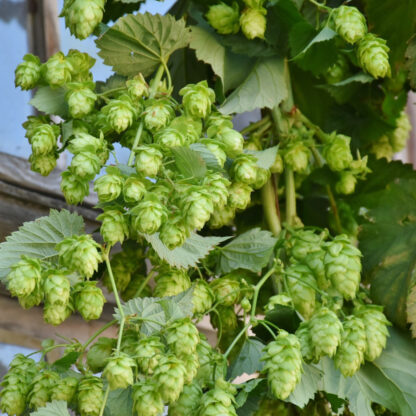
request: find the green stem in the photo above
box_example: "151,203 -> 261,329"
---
240,116 -> 271,135
223,323 -> 250,359
127,121 -> 144,167
299,113 -> 329,143
284,270 -> 328,298
258,320 -> 277,339
134,270 -> 155,298
162,59 -> 172,91
308,0 -> 331,11
250,266 -> 277,322
261,178 -> 281,236
98,87 -> 126,97
99,386 -> 110,416
149,64 -> 165,98
285,167 -> 297,226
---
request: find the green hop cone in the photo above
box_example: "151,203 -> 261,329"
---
15,54 -> 41,90
254,398 -> 291,416
61,169 -> 90,205
154,268 -> 191,297
216,127 -> 244,158
334,315 -> 367,377
103,353 -> 135,390
66,49 -> 95,80
265,293 -> 293,312
62,0 -> 105,40
228,182 -> 252,210
183,189 -> 214,230
68,132 -> 104,154
70,151 -> 101,180
203,173 -> 230,209
121,273 -> 152,301
18,284 -> 43,309
240,7 -> 267,40
29,153 -> 57,176
336,171 -> 357,195
144,99 -> 175,132
43,51 -> 73,87
325,54 -> 350,84
126,73 -> 149,99
179,81 -> 215,119
371,136 -> 394,161
210,306 -> 238,332
206,2 -> 240,35
284,141 -> 310,173
261,330 -> 302,400
295,321 -> 316,363
333,5 -> 367,44
154,354 -> 186,404
309,307 -> 342,358
192,279 -> 215,315
286,263 -> 316,319
231,154 -> 258,185
182,353 -> 200,384
123,175 -> 147,203
133,381 -> 164,416
23,115 -> 50,140
74,281 -> 105,321
210,277 -> 241,307
135,336 -> 165,374
206,113 -> 233,136
135,145 -> 163,177
94,173 -> 123,203
43,270 -> 71,305
102,98 -> 136,133
155,127 -> 186,148
391,110 -> 412,152
198,379 -> 237,416
209,204 -> 236,228
201,139 -> 227,167
131,197 -> 167,235
357,33 -> 391,79
252,167 -> 270,190
97,210 -> 129,246
30,124 -> 58,156
159,218 -> 188,250
77,375 -> 104,416
43,300 -> 72,326
354,304 -> 390,361
168,381 -> 203,416
51,376 -> 78,402
56,234 -> 102,278
66,82 -> 97,118
324,234 -> 362,300
28,370 -> 60,409
7,257 -> 42,298
87,337 -> 116,373
270,152 -> 284,174
166,317 -> 200,356
322,133 -> 353,171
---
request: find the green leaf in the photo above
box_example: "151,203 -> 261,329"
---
102,0 -> 143,24
144,232 -> 230,269
245,146 -> 278,169
158,287 -> 195,322
51,352 -> 80,373
104,387 -> 134,416
228,338 -> 265,380
235,378 -> 266,409
171,146 -> 207,179
0,209 -> 85,282
30,401 -> 70,416
287,363 -> 322,408
190,143 -> 223,171
218,228 -> 277,274
96,73 -> 127,94
96,13 -> 190,77
405,35 -> 416,90
407,284 -> 416,338
30,87 -> 68,117
220,58 -> 288,115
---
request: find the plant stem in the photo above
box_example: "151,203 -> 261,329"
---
134,270 -> 155,298
250,266 -> 277,322
299,113 -> 329,143
98,87 -> 126,97
261,178 -> 281,236
308,0 -> 331,11
127,121 -> 144,166
240,115 -> 271,135
223,323 -> 250,359
149,64 -> 165,98
99,386 -> 110,416
258,320 -> 277,339
83,320 -> 117,350
285,167 -> 297,226
162,59 -> 172,91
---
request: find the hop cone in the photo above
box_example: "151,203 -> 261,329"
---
7,257 -> 42,298
120,329 -> 140,356
44,52 -> 73,87
62,0 -> 105,40
144,99 -> 175,132
94,173 -> 123,203
66,49 -> 95,80
210,306 -> 238,332
295,321 -> 316,363
30,153 -> 57,177
231,154 -> 258,185
74,281 -> 105,321
324,235 -> 362,300
198,379 -> 237,416
201,139 -> 227,167
240,7 -> 267,40
30,124 -> 58,155
182,352 -> 200,384
43,299 -> 72,326
334,315 -> 367,377
70,151 -> 101,180
103,353 -> 135,390
123,175 -> 147,204
228,182 -> 252,210
283,141 -> 310,172
206,3 -> 240,35
326,54 -> 350,84
102,98 -> 136,133
183,189 -> 214,230
77,376 -> 104,416
61,169 -> 90,205
322,134 -> 353,171
135,145 -> 163,177
168,382 -> 202,416
68,132 -> 103,154
192,279 -> 215,315
155,127 -> 186,148
210,277 -> 240,306
209,204 -> 236,228
286,263 -> 316,319
265,293 -> 293,312
179,81 -> 215,119
203,173 -> 230,209
154,354 -> 186,404
133,381 -> 164,416
333,5 -> 367,44
131,198 -> 167,235
357,34 -> 390,79
51,376 -> 78,402
336,171 -> 357,195
391,110 -> 412,152
66,83 -> 97,118
18,284 -> 43,310
126,73 -> 149,99
135,336 -> 165,374
159,219 -> 188,250
261,330 -> 302,400
27,370 -> 60,409
87,337 -> 116,373
154,268 -> 191,297
309,307 -> 342,358
97,210 -> 129,246
43,270 -> 71,306
354,304 -> 390,361
166,318 -> 200,356
216,127 -> 244,158
15,54 -> 41,90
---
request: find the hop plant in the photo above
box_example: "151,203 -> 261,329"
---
43,270 -> 71,306
309,307 -> 343,358
336,171 -> 357,195
182,353 -> 200,384
324,235 -> 362,300
209,204 -> 236,228
295,321 -> 316,363
206,2 -> 240,35
334,315 -> 367,377
66,49 -> 95,80
159,217 -> 188,250
354,304 -> 390,361
18,284 -> 43,310
61,0 -> 105,39
261,330 -> 303,400
198,378 -> 237,416
77,376 -> 104,416
43,52 -> 73,87
43,300 -> 72,326
192,279 -> 215,315
183,188 -> 214,231
97,210 -> 129,246
216,127 -> 244,158
210,305 -> 238,332
240,7 -> 267,40
7,257 -> 42,298
74,281 -> 105,321
322,133 -> 353,171
231,154 -> 258,185
87,337 -> 116,373
201,139 -> 227,167
30,124 -> 58,156
15,54 -> 41,90
179,81 -> 215,119
154,268 -> 191,297
29,153 -> 57,176
203,173 -> 230,209
131,197 -> 167,235
70,151 -> 101,180
168,381 -> 203,416
144,99 -> 175,132
333,5 -> 367,44
210,277 -> 241,306
228,182 -> 252,210
66,82 -> 97,118
27,370 -> 60,409
283,141 -> 310,173
391,110 -> 412,152
166,318 -> 200,356
325,54 -> 350,84
126,73 -> 149,99
133,381 -> 164,416
94,173 -> 124,203
265,293 -> 293,312
357,34 -> 391,79
153,354 -> 186,403
122,175 -> 147,203
135,145 -> 163,177
103,353 -> 135,390
135,336 -> 165,374
102,98 -> 136,133
51,376 -> 78,402
286,263 -> 316,319
56,234 -> 102,278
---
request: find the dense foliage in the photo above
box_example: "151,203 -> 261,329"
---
1,0 -> 416,415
